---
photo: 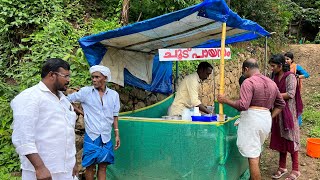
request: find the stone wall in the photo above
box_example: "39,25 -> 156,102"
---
199,59 -> 242,106
112,85 -> 168,112
199,45 -> 266,106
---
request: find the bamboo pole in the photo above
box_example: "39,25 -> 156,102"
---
212,59 -> 215,108
219,22 -> 227,121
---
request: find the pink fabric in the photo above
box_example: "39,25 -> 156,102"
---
292,151 -> 299,171
270,118 -> 296,153
234,73 -> 285,111
279,152 -> 287,169
294,79 -> 304,117
274,71 -> 303,130
270,72 -> 301,154
274,72 -> 295,130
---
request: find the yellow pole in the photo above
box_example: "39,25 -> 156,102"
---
219,22 -> 227,121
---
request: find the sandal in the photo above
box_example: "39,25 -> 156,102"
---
285,171 -> 301,180
271,167 -> 288,179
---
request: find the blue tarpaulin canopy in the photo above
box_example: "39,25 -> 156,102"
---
79,0 -> 269,94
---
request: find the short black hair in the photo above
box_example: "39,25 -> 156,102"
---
239,75 -> 246,86
269,54 -> 290,72
284,52 -> 294,61
41,58 -> 70,78
197,62 -> 213,71
242,59 -> 259,69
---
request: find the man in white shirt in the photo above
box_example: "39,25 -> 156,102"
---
67,65 -> 120,180
11,58 -> 78,180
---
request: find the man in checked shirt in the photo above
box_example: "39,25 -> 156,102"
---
218,58 -> 286,180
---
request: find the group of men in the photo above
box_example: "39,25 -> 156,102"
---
11,58 -> 118,180
12,57 -> 286,180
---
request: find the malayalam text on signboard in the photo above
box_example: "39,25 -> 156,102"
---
159,48 -> 231,61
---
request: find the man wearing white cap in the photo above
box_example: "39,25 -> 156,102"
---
67,65 -> 120,180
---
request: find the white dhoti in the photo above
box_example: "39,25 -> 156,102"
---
237,108 -> 272,158
22,170 -> 74,180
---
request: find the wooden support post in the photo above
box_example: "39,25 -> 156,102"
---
219,22 -> 227,121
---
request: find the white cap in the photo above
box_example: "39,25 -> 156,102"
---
89,65 -> 111,82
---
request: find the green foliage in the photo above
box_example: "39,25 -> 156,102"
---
0,0 -> 67,74
286,1 -> 320,27
231,0 -> 320,43
314,32 -> 320,44
0,81 -> 20,173
303,93 -> 320,137
129,0 -> 202,22
64,48 -> 92,88
173,61 -> 198,78
292,0 -> 320,8
0,167 -> 21,180
12,18 -> 79,89
303,107 -> 320,137
283,1 -> 320,42
231,0 -> 293,38
0,0 -> 122,175
81,0 -> 122,20
301,8 -> 320,28
90,18 -> 121,34
0,0 -> 63,33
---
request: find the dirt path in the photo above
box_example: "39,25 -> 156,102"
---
288,44 -> 320,99
260,44 -> 320,179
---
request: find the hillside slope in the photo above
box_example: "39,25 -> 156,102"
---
288,45 -> 320,107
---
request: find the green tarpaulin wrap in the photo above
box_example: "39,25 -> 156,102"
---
107,95 -> 249,180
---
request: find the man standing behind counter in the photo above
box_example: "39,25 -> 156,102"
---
168,62 -> 213,116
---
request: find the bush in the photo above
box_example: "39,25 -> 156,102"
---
303,93 -> 320,137
0,0 -> 121,175
314,32 -> 320,44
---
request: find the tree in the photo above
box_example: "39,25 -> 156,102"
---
121,0 -> 130,25
231,0 -> 293,38
127,0 -> 202,23
292,0 -> 320,8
